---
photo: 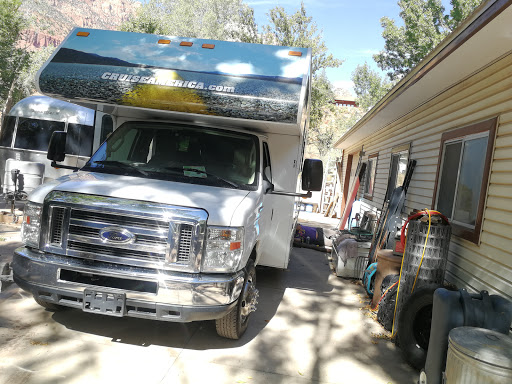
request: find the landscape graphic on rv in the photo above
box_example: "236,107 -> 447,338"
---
38,29 -> 310,123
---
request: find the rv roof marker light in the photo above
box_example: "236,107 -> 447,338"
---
158,39 -> 171,45
180,41 -> 193,47
202,44 -> 215,49
288,51 -> 302,57
76,32 -> 90,37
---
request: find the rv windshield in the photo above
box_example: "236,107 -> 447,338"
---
83,122 -> 259,190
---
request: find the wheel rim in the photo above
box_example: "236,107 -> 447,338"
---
240,275 -> 258,323
413,304 -> 432,349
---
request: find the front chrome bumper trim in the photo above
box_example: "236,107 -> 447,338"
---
13,247 -> 244,322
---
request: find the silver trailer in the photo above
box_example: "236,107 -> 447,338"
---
0,95 -> 113,194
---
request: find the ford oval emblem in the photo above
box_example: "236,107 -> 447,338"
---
99,227 -> 135,244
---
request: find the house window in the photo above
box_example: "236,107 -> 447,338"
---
433,118 -> 496,244
385,144 -> 410,201
364,153 -> 378,199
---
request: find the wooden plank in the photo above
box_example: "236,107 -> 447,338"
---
495,134 -> 512,148
446,248 -> 512,287
482,220 -> 512,242
483,207 -> 512,225
490,159 -> 512,173
486,196 -> 512,212
445,260 -> 512,301
493,147 -> 512,160
480,231 -> 512,254
488,184 -> 512,198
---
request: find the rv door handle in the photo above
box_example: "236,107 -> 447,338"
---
258,206 -> 264,212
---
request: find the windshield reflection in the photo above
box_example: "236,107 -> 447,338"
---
83,122 -> 259,190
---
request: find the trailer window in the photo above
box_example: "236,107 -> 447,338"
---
0,116 -> 16,147
66,123 -> 94,156
14,118 -> 64,151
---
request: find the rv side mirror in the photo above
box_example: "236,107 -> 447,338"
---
302,159 -> 323,191
47,131 -> 67,162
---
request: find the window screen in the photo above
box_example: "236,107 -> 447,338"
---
0,116 -> 16,147
433,118 -> 496,244
14,118 -> 64,151
437,135 -> 488,227
364,155 -> 377,197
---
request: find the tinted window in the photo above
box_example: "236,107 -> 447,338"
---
14,118 -> 64,151
100,115 -> 113,144
0,116 -> 16,147
263,142 -> 272,183
66,123 -> 94,156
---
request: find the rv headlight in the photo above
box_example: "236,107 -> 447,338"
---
21,202 -> 43,248
203,226 -> 244,273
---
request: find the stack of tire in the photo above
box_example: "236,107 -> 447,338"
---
395,216 -> 451,370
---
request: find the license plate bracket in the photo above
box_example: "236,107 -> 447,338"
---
83,289 -> 125,317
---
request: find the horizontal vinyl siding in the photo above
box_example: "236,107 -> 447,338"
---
341,52 -> 512,301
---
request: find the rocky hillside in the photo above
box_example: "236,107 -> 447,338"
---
20,0 -> 140,49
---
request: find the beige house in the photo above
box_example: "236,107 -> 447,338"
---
334,0 -> 512,301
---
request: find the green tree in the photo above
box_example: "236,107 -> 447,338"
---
262,2 -> 342,152
13,45 -> 54,103
0,0 -> 31,120
374,0 -> 481,81
121,0 -> 258,43
351,62 -> 392,111
261,2 -> 342,76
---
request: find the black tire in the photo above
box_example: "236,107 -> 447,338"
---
33,296 -> 66,311
377,274 -> 399,331
216,259 -> 258,339
397,284 -> 440,370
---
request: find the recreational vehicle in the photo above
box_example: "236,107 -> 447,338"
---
12,28 -> 321,339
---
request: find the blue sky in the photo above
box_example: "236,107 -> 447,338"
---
249,0 -> 403,95
135,0 -> 455,95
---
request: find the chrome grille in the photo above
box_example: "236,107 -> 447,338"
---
42,191 -> 208,273
71,209 -> 166,230
68,241 -> 165,262
50,207 -> 66,246
177,225 -> 193,264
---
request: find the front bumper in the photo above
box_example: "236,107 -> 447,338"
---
13,247 -> 244,322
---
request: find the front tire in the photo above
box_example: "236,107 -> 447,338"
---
216,259 -> 258,339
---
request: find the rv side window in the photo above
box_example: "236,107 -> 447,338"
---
14,118 -> 64,151
263,142 -> 272,183
100,115 -> 113,143
66,123 -> 94,156
0,116 -> 16,147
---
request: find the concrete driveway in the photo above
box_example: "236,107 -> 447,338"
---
0,221 -> 416,384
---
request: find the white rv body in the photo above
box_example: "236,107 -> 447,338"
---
12,28 -> 316,338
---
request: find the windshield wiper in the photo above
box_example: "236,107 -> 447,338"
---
91,160 -> 149,176
165,167 -> 239,188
